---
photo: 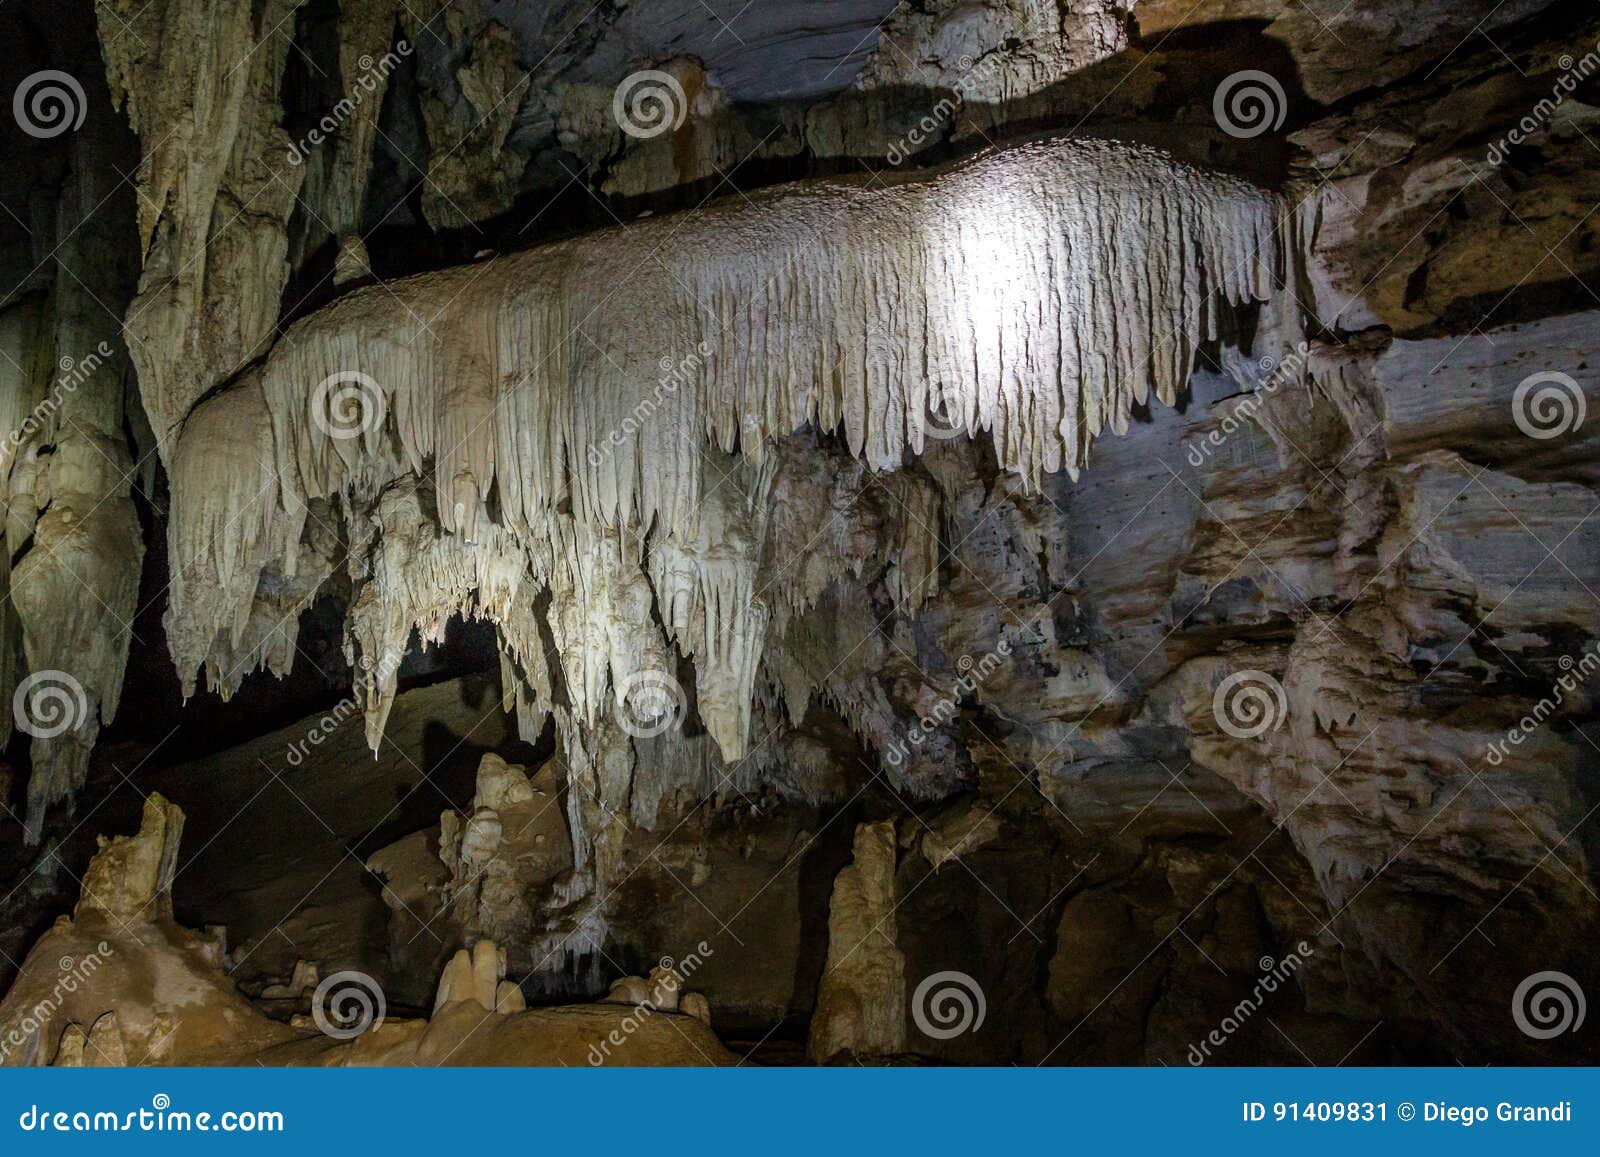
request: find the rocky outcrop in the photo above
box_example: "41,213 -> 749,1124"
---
1138,0 -> 1559,105
0,798 -> 734,1066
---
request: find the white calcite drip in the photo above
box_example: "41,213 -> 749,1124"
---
164,135 -> 1298,856
258,137 -> 1283,534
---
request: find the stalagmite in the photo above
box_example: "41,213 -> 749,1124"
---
681,992 -> 712,1025
809,821 -> 906,1061
77,793 -> 185,921
0,800 -> 735,1065
82,1012 -> 127,1067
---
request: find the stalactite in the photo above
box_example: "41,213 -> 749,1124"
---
248,137 -> 1284,537
164,133 -> 1302,872
314,0 -> 403,284
96,0 -> 310,454
4,126 -> 144,842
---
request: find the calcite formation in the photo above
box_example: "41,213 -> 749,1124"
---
810,821 -> 907,1061
162,135 -> 1297,877
96,0 -> 310,453
437,753 -> 574,953
2,0 -> 1596,1072
1,108 -> 143,842
0,799 -> 734,1066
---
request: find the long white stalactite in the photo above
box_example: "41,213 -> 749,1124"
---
165,136 -> 1300,822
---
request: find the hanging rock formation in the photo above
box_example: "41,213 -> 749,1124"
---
161,135 -> 1298,883
96,0 -> 311,453
1,65 -> 144,842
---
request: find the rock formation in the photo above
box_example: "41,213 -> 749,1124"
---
0,0 -> 1596,1070
810,821 -> 907,1061
158,134 -> 1295,899
0,797 -> 733,1065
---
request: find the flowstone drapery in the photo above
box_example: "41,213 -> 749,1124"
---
163,134 -> 1302,870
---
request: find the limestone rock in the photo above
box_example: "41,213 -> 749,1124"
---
408,10 -> 529,229
3,110 -> 143,842
436,754 -> 575,958
76,793 -> 184,922
919,801 -> 1003,870
681,992 -> 711,1025
809,821 -> 906,1061
433,949 -> 478,1012
83,1011 -> 126,1067
52,1024 -> 85,1067
647,964 -> 682,1013
494,980 -> 526,1014
261,960 -> 319,1000
604,976 -> 654,1006
1138,0 -> 1557,104
435,940 -> 512,1014
95,0 -> 309,452
160,134 -> 1295,873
